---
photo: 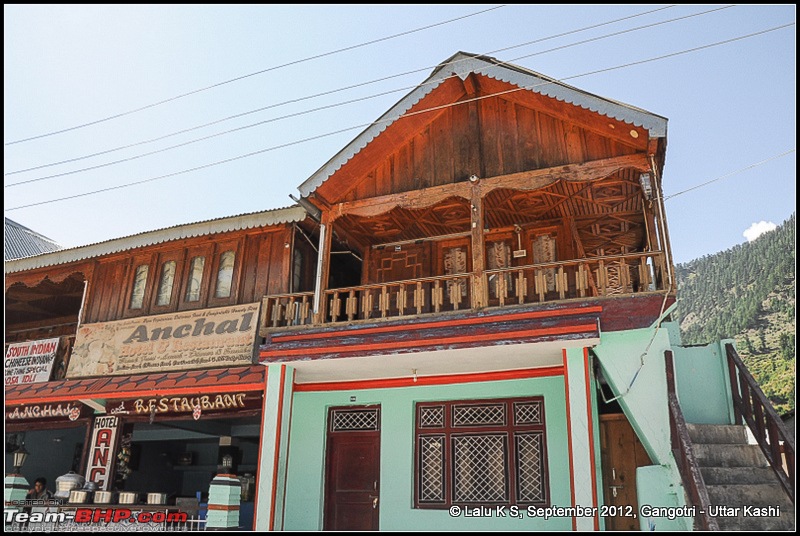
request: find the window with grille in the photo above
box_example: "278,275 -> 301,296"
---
414,397 -> 548,509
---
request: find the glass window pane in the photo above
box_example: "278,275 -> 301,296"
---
156,261 -> 176,306
129,265 -> 149,309
215,251 -> 235,298
185,256 -> 205,302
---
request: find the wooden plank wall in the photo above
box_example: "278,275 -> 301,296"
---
83,227 -> 292,323
341,95 -> 638,203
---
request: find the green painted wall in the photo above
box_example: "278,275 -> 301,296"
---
672,341 -> 734,425
282,376 -> 573,531
593,323 -> 692,531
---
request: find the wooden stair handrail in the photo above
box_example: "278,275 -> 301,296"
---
665,350 -> 720,531
725,343 -> 795,502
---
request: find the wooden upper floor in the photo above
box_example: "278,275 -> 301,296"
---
5,52 -> 674,376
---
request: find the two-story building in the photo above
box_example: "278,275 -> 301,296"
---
5,52 -> 793,531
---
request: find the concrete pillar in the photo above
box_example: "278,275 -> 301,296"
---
563,347 -> 603,531
206,473 -> 241,530
4,473 -> 29,512
254,364 -> 294,531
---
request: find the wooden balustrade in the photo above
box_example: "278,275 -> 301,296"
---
726,343 -> 795,502
261,252 -> 667,329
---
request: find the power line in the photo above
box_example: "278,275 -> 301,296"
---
3,5 -> 506,146
5,22 -> 795,212
663,149 -> 796,201
6,5 -> 732,185
5,4 -> 680,176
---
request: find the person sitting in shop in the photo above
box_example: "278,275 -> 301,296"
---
26,477 -> 53,501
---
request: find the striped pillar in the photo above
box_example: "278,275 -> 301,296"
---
254,364 -> 294,531
563,347 -> 602,531
206,473 -> 241,530
4,474 -> 29,514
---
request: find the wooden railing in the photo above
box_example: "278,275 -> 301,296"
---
324,273 -> 473,323
261,251 -> 667,329
664,350 -> 720,531
726,343 -> 795,502
261,292 -> 315,328
483,251 -> 666,306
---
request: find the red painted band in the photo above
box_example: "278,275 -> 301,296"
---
271,306 -> 603,342
262,324 -> 598,358
294,365 -> 564,392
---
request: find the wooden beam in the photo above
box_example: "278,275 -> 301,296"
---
333,153 -> 650,219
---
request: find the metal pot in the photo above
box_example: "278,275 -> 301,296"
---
83,481 -> 99,492
118,491 -> 139,504
147,493 -> 168,505
69,489 -> 90,504
55,471 -> 86,499
93,490 -> 116,504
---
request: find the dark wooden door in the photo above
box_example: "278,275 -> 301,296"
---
599,413 -> 652,531
323,407 -> 380,531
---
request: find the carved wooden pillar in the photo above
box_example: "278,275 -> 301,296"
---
313,212 -> 334,324
470,182 -> 486,309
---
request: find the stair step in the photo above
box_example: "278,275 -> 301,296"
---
693,443 -> 769,468
713,508 -> 796,532
686,423 -> 748,444
706,483 -> 792,508
701,466 -> 781,485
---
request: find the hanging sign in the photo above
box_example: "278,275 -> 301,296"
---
85,415 -> 120,491
4,338 -> 60,385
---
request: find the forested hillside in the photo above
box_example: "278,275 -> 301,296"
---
675,213 -> 795,413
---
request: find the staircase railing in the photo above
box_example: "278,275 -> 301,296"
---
665,350 -> 720,531
725,343 -> 795,502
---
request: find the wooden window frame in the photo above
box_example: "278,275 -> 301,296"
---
178,245 -> 214,311
123,254 -> 157,317
413,396 -> 549,509
208,239 -> 243,307
150,250 -> 186,312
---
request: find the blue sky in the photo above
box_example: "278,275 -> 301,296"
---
4,5 -> 796,264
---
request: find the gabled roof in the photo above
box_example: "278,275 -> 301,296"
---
5,205 -> 306,274
298,51 -> 668,198
4,218 -> 62,261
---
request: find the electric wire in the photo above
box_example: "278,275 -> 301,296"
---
4,5 -> 507,146
5,22 -> 794,211
5,4 -> 682,177
5,6 -> 738,186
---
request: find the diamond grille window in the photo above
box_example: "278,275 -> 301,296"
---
453,403 -> 505,427
331,408 -> 379,432
419,435 -> 445,502
419,405 -> 444,428
453,434 -> 508,502
414,397 -> 548,509
515,432 -> 545,503
513,400 -> 542,425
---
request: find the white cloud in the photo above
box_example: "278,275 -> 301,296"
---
743,221 -> 777,242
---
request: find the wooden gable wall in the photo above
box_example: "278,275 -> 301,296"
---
318,74 -> 648,205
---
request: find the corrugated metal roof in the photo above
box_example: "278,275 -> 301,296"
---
4,218 -> 62,261
5,205 -> 307,274
298,51 -> 668,198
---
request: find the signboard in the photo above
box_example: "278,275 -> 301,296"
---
6,402 -> 87,422
67,302 -> 260,378
106,391 -> 261,419
4,338 -> 60,386
85,415 -> 120,490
